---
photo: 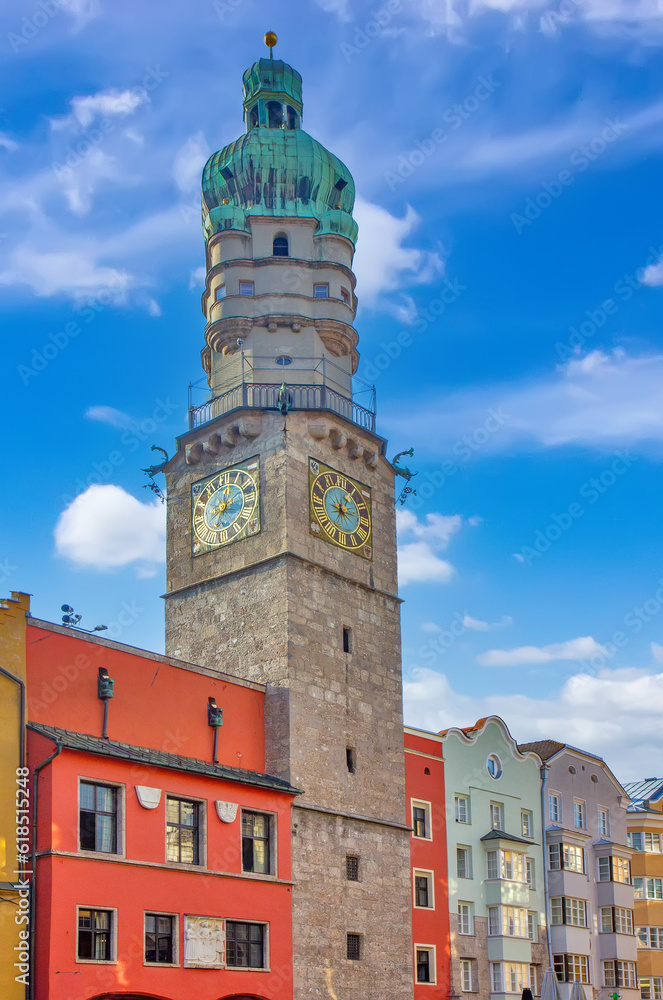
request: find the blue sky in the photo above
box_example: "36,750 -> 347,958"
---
2,0 -> 663,778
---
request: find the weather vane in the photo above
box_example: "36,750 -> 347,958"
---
391,448 -> 418,506
265,31 -> 277,59
141,445 -> 169,503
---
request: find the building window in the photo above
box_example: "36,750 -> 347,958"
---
488,906 -> 528,938
346,933 -> 361,961
215,284 -> 226,299
145,914 -> 175,965
267,100 -> 283,128
637,926 -> 663,948
491,962 -> 529,993
601,906 -> 634,934
521,810 -> 533,838
548,843 -> 584,873
455,795 -> 470,824
530,965 -> 539,995
239,281 -> 254,296
528,912 -> 537,941
416,947 -> 436,984
346,855 -> 359,881
490,802 -> 504,830
635,877 -> 663,899
412,801 -> 431,839
573,800 -> 586,829
457,846 -> 472,879
273,234 -> 289,257
598,807 -> 610,836
314,283 -> 329,298
487,849 -> 525,882
166,797 -> 201,865
79,782 -> 118,853
241,811 -> 272,875
641,979 -> 663,1000
346,747 -> 356,774
226,921 -> 266,968
341,287 -> 350,305
487,754 -> 503,779
640,832 -> 663,852
603,961 -> 637,989
342,626 -> 352,653
551,897 -> 587,927
598,855 -> 630,883
549,792 -> 562,823
461,959 -> 476,992
77,908 -> 114,962
526,857 -> 536,889
630,831 -> 643,850
414,871 -> 433,908
458,901 -> 473,934
554,954 -> 590,984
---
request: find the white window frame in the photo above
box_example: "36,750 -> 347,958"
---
239,280 -> 255,296
76,905 -> 118,964
412,799 -> 432,840
313,282 -> 330,298
414,943 -> 437,985
461,958 -> 476,992
573,799 -> 586,829
598,806 -> 610,836
528,911 -> 538,942
490,802 -> 504,830
77,776 -> 125,858
457,845 -> 472,879
144,910 -> 179,967
214,283 -> 226,300
521,810 -> 533,838
455,794 -> 470,824
413,869 -> 435,909
526,857 -> 536,889
458,901 -> 473,935
549,791 -> 562,823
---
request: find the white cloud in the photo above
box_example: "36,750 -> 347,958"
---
397,510 -> 462,586
404,665 -> 663,780
421,621 -> 442,633
85,406 -> 135,430
641,261 -> 663,287
314,0 -> 352,20
0,133 -> 18,153
388,348 -> 663,453
652,642 -> 663,664
172,133 -> 211,194
463,614 -> 513,631
54,485 -> 166,573
0,246 -> 131,300
147,298 -> 162,317
189,265 -> 206,290
52,89 -> 149,131
353,199 -> 444,316
477,635 -> 607,667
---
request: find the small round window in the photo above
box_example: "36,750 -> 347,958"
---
487,754 -> 503,779
275,355 -> 293,366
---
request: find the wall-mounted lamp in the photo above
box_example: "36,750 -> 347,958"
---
208,696 -> 223,763
97,667 -> 114,739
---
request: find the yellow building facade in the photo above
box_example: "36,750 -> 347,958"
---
0,591 -> 30,1000
624,779 -> 663,1000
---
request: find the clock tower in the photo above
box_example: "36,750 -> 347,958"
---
164,40 -> 413,999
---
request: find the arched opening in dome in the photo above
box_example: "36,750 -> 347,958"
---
286,105 -> 299,130
267,101 -> 283,128
248,105 -> 259,129
273,234 -> 289,257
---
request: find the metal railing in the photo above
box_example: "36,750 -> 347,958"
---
188,355 -> 376,432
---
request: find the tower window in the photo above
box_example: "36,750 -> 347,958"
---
342,626 -> 352,653
249,105 -> 259,129
286,105 -> 298,130
346,747 -> 356,774
341,287 -> 350,305
346,933 -> 361,960
215,284 -> 226,300
346,855 -> 360,881
273,235 -> 289,257
239,281 -> 254,296
267,100 -> 283,128
314,283 -> 329,298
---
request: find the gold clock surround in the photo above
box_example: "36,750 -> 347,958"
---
308,457 -> 373,560
191,457 -> 260,555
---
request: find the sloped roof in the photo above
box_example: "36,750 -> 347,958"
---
480,829 -> 537,846
518,740 -> 566,761
624,778 -> 663,805
28,722 -> 301,795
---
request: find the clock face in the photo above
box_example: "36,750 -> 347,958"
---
191,457 -> 260,555
309,458 -> 372,560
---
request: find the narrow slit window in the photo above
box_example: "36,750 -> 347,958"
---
343,626 -> 352,653
346,747 -> 356,774
346,855 -> 359,881
347,933 -> 361,960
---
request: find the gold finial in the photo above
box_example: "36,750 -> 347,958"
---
264,31 -> 277,58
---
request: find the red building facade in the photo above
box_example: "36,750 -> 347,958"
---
26,617 -> 299,1000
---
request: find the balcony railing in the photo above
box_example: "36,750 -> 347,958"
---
188,355 -> 376,433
